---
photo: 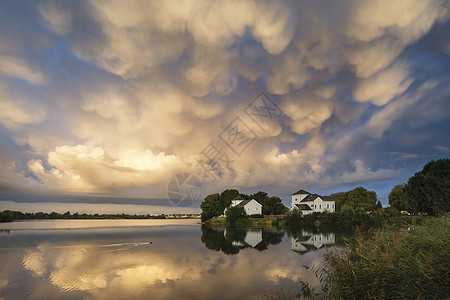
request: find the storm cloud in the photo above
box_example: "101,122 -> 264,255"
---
0,0 -> 449,210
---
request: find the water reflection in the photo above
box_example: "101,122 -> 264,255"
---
290,231 -> 335,255
201,226 -> 284,254
0,220 -> 343,300
285,226 -> 338,255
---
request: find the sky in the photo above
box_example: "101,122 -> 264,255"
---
0,0 -> 449,214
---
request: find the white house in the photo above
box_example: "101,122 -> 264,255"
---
228,196 -> 262,216
291,189 -> 335,215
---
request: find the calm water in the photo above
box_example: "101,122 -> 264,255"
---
0,220 -> 342,300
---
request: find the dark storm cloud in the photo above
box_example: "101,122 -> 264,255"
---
0,0 -> 449,210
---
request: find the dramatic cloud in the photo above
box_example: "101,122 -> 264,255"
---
0,0 -> 449,211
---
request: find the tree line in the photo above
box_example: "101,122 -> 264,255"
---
200,189 -> 287,222
201,185 -> 384,223
389,158 -> 449,215
0,211 -> 170,222
201,158 -> 449,225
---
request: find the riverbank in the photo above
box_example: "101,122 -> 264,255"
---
296,215 -> 450,299
204,216 -> 279,227
204,209 -> 425,229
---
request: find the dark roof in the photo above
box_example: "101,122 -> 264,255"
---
301,194 -> 335,202
292,189 -> 311,195
295,204 -> 312,210
296,235 -> 312,242
232,196 -> 245,201
300,194 -> 319,202
236,199 -> 252,207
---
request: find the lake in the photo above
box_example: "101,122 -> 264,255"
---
0,220 -> 343,300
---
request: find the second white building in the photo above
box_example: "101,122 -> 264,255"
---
291,189 -> 335,215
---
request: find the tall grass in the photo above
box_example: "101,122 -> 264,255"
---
322,216 -> 450,299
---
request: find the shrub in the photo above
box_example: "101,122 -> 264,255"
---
226,206 -> 247,227
234,218 -> 248,227
284,209 -> 303,227
249,214 -> 264,218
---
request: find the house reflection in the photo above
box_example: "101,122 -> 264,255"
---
201,226 -> 284,254
291,231 -> 335,254
227,228 -> 263,248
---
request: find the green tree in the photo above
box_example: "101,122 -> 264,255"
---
376,201 -> 382,210
226,206 -> 247,227
220,189 -> 240,208
200,193 -> 223,222
331,187 -> 378,212
403,158 -> 450,215
239,193 -> 251,200
250,191 -> 287,215
251,191 -> 268,203
263,196 -> 288,215
0,210 -> 14,222
389,184 -> 406,210
284,209 -> 303,227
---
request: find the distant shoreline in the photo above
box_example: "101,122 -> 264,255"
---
0,210 -> 201,222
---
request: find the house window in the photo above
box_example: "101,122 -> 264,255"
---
327,204 -> 329,209
319,204 -> 321,209
314,205 -> 316,209
332,204 -> 334,208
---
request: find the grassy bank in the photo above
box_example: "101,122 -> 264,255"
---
205,208 -> 415,229
204,216 -> 278,227
299,215 -> 450,299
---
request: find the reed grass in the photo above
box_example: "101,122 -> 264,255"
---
322,216 -> 450,299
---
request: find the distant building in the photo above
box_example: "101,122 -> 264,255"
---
291,189 -> 335,215
227,196 -> 262,216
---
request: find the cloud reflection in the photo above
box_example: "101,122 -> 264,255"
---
0,224 -> 326,299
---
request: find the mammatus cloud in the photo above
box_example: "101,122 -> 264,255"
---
0,0 -> 449,208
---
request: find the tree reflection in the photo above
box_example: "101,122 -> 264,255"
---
201,226 -> 284,255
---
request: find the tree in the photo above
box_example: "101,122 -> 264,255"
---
331,187 -> 378,212
201,190 -> 241,222
0,210 -> 13,222
376,201 -> 382,210
263,196 -> 288,215
251,191 -> 268,204
251,191 -> 287,215
220,189 -> 240,208
389,184 -> 406,210
226,206 -> 247,226
403,159 -> 450,215
200,193 -> 223,222
284,209 -> 303,227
